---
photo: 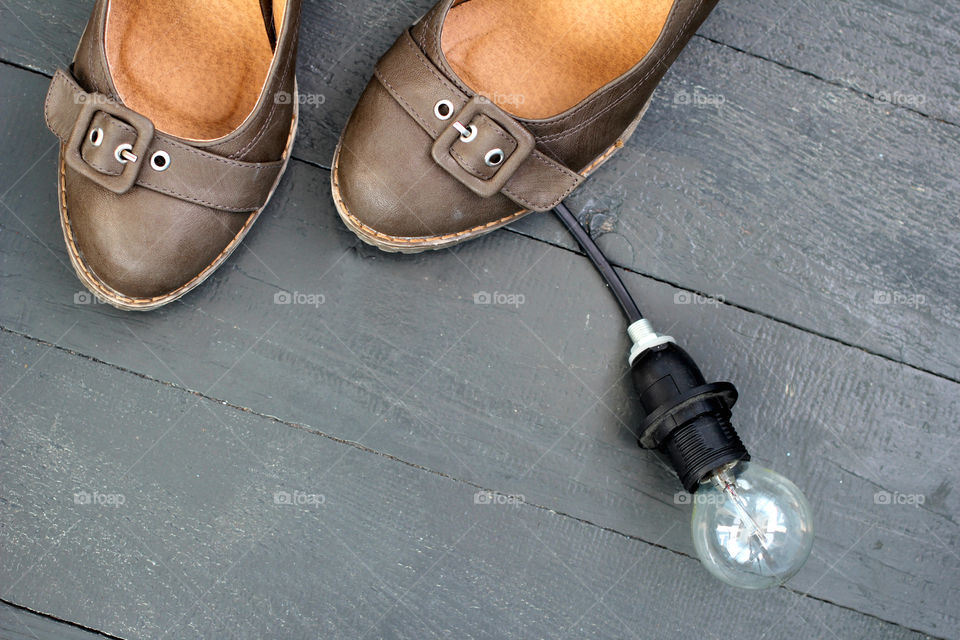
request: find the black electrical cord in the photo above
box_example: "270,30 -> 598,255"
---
552,201 -> 643,323
554,200 -> 748,492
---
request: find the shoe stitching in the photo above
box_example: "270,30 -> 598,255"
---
384,33 -> 584,200
81,117 -> 134,175
48,71 -> 285,210
60,153 -> 257,305
401,33 -> 462,102
231,8 -> 301,159
331,121 -> 624,248
58,108 -> 298,307
332,158 -> 529,246
533,0 -> 704,141
373,67 -> 440,137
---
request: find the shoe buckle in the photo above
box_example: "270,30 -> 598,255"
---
431,96 -> 535,198
64,95 -> 155,194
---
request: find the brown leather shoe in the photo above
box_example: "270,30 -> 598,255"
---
44,0 -> 300,310
332,0 -> 717,253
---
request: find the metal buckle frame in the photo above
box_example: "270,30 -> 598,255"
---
431,96 -> 535,198
64,97 -> 155,194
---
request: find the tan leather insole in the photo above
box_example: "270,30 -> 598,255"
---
106,0 -> 285,140
442,0 -> 674,120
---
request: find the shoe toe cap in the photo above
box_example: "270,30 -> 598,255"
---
62,161 -> 250,302
333,79 -> 520,242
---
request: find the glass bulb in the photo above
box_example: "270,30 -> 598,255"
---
691,460 -> 814,589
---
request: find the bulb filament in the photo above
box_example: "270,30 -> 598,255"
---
710,469 -> 783,570
716,475 -> 767,544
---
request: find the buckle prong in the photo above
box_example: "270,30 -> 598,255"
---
431,96 -> 535,198
115,144 -> 138,164
64,95 -> 155,194
452,121 -> 477,142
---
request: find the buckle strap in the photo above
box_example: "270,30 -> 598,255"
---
374,30 -> 584,212
259,0 -> 277,50
44,69 -> 284,213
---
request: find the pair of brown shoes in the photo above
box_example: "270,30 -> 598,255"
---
46,0 -> 717,310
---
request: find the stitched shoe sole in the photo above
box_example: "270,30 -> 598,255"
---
331,93 -> 653,254
331,143 -> 528,254
59,94 -> 299,311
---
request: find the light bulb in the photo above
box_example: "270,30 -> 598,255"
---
691,460 -> 814,589
622,322 -> 815,588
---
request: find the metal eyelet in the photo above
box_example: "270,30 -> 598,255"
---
150,150 -> 171,172
434,99 -> 454,120
114,143 -> 137,164
89,127 -> 104,147
452,121 -> 478,143
484,148 -> 505,167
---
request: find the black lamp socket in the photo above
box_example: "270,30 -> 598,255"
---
630,342 -> 749,493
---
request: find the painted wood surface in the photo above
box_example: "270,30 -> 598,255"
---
2,0 -> 955,380
0,601 -> 115,640
0,331 -> 941,640
1,61 -> 957,636
0,0 -> 957,638
702,0 -> 960,124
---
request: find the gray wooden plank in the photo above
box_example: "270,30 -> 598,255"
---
1,66 -> 957,636
4,0 -> 957,134
0,0 -> 433,168
0,601 -> 114,640
0,0 -> 89,74
508,37 -> 960,381
0,330 -> 938,640
701,0 -> 960,124
1,0 -> 957,380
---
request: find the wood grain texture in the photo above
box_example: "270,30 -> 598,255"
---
0,330 -> 939,640
509,37 -> 960,381
2,2 -> 959,638
3,0 -> 956,381
700,0 -> 960,124
4,0 -> 958,132
0,0 -> 89,73
0,0 -> 435,166
0,601 -> 115,640
0,65 -> 957,637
